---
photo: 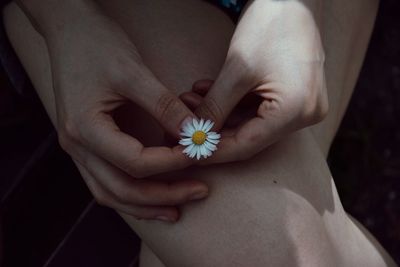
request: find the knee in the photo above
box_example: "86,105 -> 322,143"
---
245,189 -> 337,266
275,190 -> 338,267
183,189 -> 338,267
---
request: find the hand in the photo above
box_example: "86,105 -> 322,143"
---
33,1 -> 207,221
191,1 -> 328,163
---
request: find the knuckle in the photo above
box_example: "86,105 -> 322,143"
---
93,191 -> 111,207
57,131 -> 72,153
134,187 -> 153,204
110,48 -> 143,84
63,117 -> 80,139
300,74 -> 329,125
259,99 -> 281,114
309,92 -> 329,124
300,104 -> 319,125
58,117 -> 81,148
197,97 -> 224,124
247,130 -> 265,146
57,121 -> 79,153
313,95 -> 329,123
122,160 -> 147,178
113,187 -> 134,206
155,92 -> 181,122
243,135 -> 265,160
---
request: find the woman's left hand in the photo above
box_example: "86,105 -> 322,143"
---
189,1 -> 328,163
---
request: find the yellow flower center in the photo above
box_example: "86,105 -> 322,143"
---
192,131 -> 207,145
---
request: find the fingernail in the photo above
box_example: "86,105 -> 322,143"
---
155,216 -> 175,222
189,190 -> 209,200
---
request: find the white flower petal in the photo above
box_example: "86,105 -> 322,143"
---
183,122 -> 195,135
193,118 -> 199,130
182,124 -> 190,133
203,120 -> 214,132
196,146 -> 202,160
192,146 -> 198,159
204,141 -> 217,151
199,118 -> 204,130
207,132 -> 221,140
179,119 -> 220,160
183,143 -> 195,154
189,145 -> 198,158
207,138 -> 220,145
201,120 -> 210,132
204,148 -> 212,157
200,145 -> 207,157
182,127 -> 191,136
188,122 -> 196,133
179,138 -> 193,146
180,130 -> 191,137
181,122 -> 195,137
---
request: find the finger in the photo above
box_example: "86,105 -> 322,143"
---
192,79 -> 214,96
77,148 -> 209,206
75,161 -> 180,221
194,119 -> 272,164
181,90 -> 262,129
120,66 -> 196,138
197,100 -> 298,164
79,112 -> 193,178
194,65 -> 250,130
179,91 -> 203,111
192,80 -> 263,112
116,204 -> 179,222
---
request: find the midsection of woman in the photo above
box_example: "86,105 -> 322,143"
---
3,0 -> 396,266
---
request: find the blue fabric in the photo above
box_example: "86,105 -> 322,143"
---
218,0 -> 247,14
208,0 -> 247,21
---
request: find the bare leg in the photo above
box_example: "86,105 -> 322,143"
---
3,0 -> 396,266
139,241 -> 165,267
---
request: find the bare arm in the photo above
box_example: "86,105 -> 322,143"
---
7,0 -> 210,222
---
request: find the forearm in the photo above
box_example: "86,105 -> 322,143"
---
14,0 -> 108,39
311,0 -> 379,154
241,0 -> 379,32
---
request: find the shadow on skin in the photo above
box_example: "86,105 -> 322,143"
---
115,101 -> 336,266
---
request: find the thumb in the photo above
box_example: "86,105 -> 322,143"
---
194,64 -> 248,130
121,68 -> 195,139
192,79 -> 214,96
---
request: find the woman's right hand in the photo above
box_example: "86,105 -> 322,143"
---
19,0 -> 209,222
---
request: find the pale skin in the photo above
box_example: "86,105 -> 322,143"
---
3,0 -> 398,266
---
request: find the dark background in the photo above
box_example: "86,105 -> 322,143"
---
1,0 -> 399,266
328,0 -> 400,264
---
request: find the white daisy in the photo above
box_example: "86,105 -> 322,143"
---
179,118 -> 221,160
